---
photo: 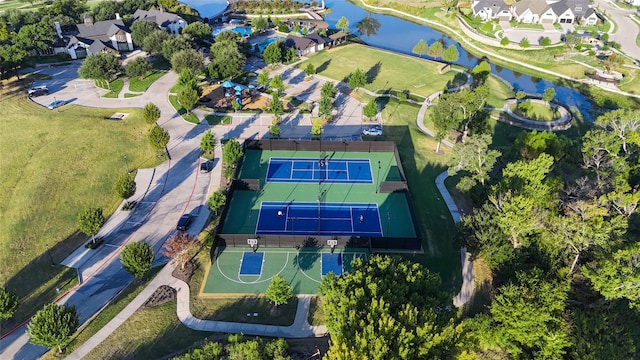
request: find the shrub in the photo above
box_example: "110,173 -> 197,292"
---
114,173 -> 136,199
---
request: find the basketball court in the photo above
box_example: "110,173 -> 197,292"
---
201,242 -> 369,296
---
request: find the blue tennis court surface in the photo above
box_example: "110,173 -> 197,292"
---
321,253 -> 343,276
239,252 -> 264,275
256,202 -> 383,236
266,158 -> 373,184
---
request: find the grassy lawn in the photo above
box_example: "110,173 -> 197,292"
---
169,95 -> 200,124
308,296 -> 325,326
128,72 -> 165,92
510,101 -> 560,121
296,44 -> 457,98
83,300 -> 211,360
0,78 -> 161,300
123,93 -> 141,98
204,114 -> 232,125
41,266 -> 164,359
190,252 -> 298,326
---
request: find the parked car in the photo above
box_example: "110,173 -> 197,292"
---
47,100 -> 67,110
362,127 -> 383,136
176,214 -> 193,231
200,162 -> 211,173
28,86 -> 48,97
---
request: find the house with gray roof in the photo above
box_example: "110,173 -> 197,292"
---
285,33 -> 328,56
67,14 -> 133,59
471,0 -> 513,21
511,0 -> 599,25
132,8 -> 187,35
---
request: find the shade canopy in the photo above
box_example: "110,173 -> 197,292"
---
248,84 -> 255,89
225,93 -> 231,97
235,91 -> 242,95
222,80 -> 234,88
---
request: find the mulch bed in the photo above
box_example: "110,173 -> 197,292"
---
172,261 -> 195,283
142,285 -> 176,308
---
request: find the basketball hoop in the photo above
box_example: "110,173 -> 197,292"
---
248,238 -> 258,252
327,239 -> 337,254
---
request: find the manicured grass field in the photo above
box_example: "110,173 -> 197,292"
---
510,101 -> 560,121
128,72 -> 165,92
0,82 -> 159,289
169,95 -> 200,123
296,44 -> 457,97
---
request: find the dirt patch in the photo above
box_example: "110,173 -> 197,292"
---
172,261 -> 195,283
142,285 -> 176,308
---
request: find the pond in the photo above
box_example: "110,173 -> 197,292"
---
184,0 -> 593,117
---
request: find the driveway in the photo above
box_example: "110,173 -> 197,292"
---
502,28 -> 563,44
593,0 -> 640,62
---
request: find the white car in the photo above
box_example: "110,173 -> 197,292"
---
362,127 -> 383,136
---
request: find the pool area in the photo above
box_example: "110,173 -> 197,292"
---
252,36 -> 285,52
213,26 -> 252,37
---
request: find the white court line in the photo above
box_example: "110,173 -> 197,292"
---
350,208 -> 355,232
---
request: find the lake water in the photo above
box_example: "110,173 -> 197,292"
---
184,0 -> 592,117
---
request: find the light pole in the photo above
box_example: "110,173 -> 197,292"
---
45,244 -> 55,266
123,155 -> 130,173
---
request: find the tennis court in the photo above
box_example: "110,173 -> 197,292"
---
266,158 -> 373,184
256,201 -> 383,236
201,247 -> 369,295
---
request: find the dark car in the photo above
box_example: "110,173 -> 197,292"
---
28,86 -> 49,97
200,162 -> 211,173
176,214 -> 193,231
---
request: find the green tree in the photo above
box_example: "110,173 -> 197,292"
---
27,303 -> 79,354
515,90 -> 527,101
602,53 -> 624,74
583,242 -> 640,309
442,0 -> 459,14
257,71 -> 270,87
265,275 -> 293,308
581,129 -> 621,186
0,44 -> 29,80
270,75 -> 285,94
448,133 -> 501,191
472,270 -> 570,359
182,22 -> 212,43
336,16 -> 349,33
147,125 -> 170,154
161,35 -> 192,63
442,44 -> 459,63
514,130 -> 568,161
518,99 -> 533,115
500,36 -> 509,46
0,287 -> 19,321
412,39 -> 429,58
320,256 -> 463,359
178,68 -> 197,90
304,63 -> 315,77
319,96 -> 333,118
223,138 -> 243,168
268,92 -> 285,117
542,87 -> 556,105
263,42 -> 282,65
120,242 -> 154,279
208,40 -> 245,79
252,15 -> 268,33
595,109 -> 640,155
78,53 -> 122,88
200,129 -> 217,155
348,68 -> 366,90
427,40 -> 444,59
125,57 -> 152,80
471,60 -> 491,84
321,82 -> 336,98
363,98 -> 378,119
311,121 -> 323,137
143,102 -> 161,125
91,0 -> 124,21
131,19 -> 158,46
77,207 -> 105,244
143,29 -> 172,56
171,48 -> 204,75
519,37 -> 530,48
269,123 -> 281,138
431,93 -> 461,153
13,23 -> 55,55
208,190 -> 227,215
114,173 -> 136,199
178,87 -> 199,115
540,36 -> 551,46
564,31 -> 580,51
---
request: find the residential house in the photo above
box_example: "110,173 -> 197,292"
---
471,0 -> 513,21
511,0 -> 599,25
132,8 -> 187,35
284,33 -> 327,56
67,14 -> 133,59
625,0 -> 640,6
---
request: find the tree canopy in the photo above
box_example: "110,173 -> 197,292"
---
120,242 -> 154,279
77,207 -> 105,243
27,303 -> 79,354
